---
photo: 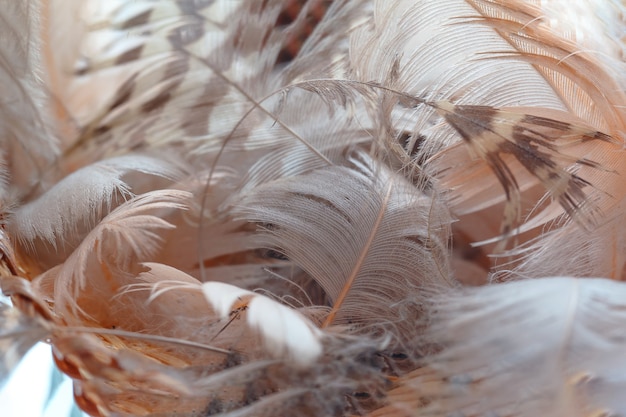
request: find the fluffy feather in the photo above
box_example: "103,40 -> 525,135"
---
202,281 -> 324,365
10,155 -> 181,247
49,190 -> 190,318
410,277 -> 626,417
232,151 -> 453,342
3,0 -> 626,416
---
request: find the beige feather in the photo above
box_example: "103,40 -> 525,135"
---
3,1 -> 626,416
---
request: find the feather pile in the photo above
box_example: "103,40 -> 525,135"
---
2,0 -> 626,416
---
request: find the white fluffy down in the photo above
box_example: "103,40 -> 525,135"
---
201,282 -> 323,366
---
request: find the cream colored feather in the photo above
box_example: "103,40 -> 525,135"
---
2,0 -> 626,416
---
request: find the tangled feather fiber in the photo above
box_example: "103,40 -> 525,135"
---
2,0 -> 626,416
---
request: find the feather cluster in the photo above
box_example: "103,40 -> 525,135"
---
2,0 -> 626,416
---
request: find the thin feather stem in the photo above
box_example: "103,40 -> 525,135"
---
56,326 -> 232,356
322,183 -> 393,328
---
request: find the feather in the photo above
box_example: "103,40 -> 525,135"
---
4,0 -> 626,416
0,0 -> 58,192
40,261 -> 392,416
400,277 -> 626,417
232,151 -> 453,343
9,155 -> 182,248
202,281 -> 323,366
52,0 -> 365,163
50,189 -> 190,318
431,101 -> 615,236
339,0 -> 626,249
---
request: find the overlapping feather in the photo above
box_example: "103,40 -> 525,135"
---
2,0 -> 626,416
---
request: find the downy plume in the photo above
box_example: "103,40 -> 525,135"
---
410,277 -> 626,417
2,1 -> 626,416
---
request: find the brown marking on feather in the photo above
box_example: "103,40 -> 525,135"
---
276,1 -> 303,26
276,0 -> 332,64
182,76 -> 230,136
142,92 -> 172,114
508,122 -> 596,218
584,131 -> 614,142
439,103 -> 500,145
108,75 -> 138,112
168,21 -> 205,47
505,132 -> 557,171
141,59 -> 189,114
120,10 -> 153,30
446,106 -> 493,140
575,158 -> 603,169
521,114 -> 572,131
92,125 -> 112,136
115,45 -> 145,66
437,101 -> 609,234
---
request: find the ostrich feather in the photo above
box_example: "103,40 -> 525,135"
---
3,0 -> 626,416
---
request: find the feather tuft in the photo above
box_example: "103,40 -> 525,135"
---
202,281 -> 324,366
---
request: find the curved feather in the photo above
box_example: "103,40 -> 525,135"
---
233,151 -> 454,341
9,155 -> 182,250
51,190 -> 190,318
202,281 -> 323,366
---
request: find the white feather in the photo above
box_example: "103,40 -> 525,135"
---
202,281 -> 323,366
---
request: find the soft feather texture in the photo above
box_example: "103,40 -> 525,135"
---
202,281 -> 324,366
415,277 -> 626,417
2,0 -> 626,416
10,155 -> 181,247
50,190 -> 190,319
232,151 -> 452,340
